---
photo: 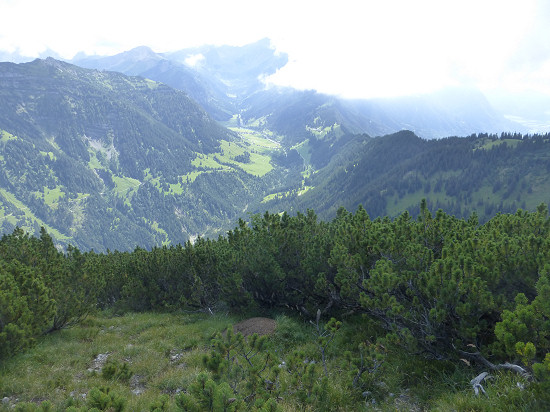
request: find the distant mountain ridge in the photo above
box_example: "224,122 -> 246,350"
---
69,40 -> 524,140
72,38 -> 289,121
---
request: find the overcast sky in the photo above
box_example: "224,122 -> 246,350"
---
0,0 -> 548,99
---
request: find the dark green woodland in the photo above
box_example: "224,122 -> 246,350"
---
2,203 -> 550,410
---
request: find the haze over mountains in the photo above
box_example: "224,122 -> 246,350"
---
0,39 -> 548,251
69,39 -> 526,139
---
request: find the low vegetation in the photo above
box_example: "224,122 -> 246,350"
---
2,202 -> 550,410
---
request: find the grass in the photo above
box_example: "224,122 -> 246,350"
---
191,133 -> 277,178
147,219 -> 170,245
0,207 -> 17,226
41,186 -> 65,207
292,139 -> 312,167
0,312 -> 239,411
1,311 -> 548,411
39,151 -> 56,161
46,136 -> 61,151
262,185 -> 314,203
306,123 -> 344,140
180,171 -> 204,184
476,138 -> 522,151
0,130 -> 18,143
87,150 -> 104,170
228,128 -> 280,152
261,192 -> 286,203
0,188 -> 70,241
112,175 -> 141,201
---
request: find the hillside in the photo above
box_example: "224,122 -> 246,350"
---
0,58 -> 301,251
258,131 -> 550,222
72,46 -> 235,121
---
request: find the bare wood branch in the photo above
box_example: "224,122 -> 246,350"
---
470,372 -> 491,396
457,349 -> 530,378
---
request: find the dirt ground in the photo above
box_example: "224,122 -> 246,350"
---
232,317 -> 277,336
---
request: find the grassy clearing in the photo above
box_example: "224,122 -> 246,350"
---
168,182 -> 184,195
182,127 -> 281,182
191,153 -> 228,170
1,312 -> 546,411
238,152 -> 272,176
0,206 -> 17,226
41,186 -> 65,207
148,219 -> 170,244
476,138 -> 522,151
0,312 -> 239,411
262,180 -> 314,203
46,136 -> 61,151
306,123 -> 344,140
39,151 -> 56,161
292,139 -> 312,166
0,188 -> 70,240
386,190 -> 444,218
220,114 -> 241,128
191,134 -> 276,177
229,128 -> 280,152
87,150 -> 104,170
112,175 -> 141,200
180,171 -> 203,184
0,129 -> 17,143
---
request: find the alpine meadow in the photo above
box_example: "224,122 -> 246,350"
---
1,31 -> 550,411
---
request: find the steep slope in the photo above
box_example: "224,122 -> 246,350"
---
0,58 -> 293,250
71,41 -> 522,151
0,58 -> 230,172
165,38 -> 288,100
73,46 -> 233,121
258,131 -> 550,222
240,87 -> 524,142
73,39 -> 290,121
348,87 -> 524,139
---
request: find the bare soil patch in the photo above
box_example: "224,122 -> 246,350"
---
232,317 -> 277,336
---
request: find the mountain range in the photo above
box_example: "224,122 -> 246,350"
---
71,39 -> 524,140
0,39 -> 547,251
0,57 -> 287,250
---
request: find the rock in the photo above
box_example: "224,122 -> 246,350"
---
88,352 -> 110,372
130,374 -> 146,396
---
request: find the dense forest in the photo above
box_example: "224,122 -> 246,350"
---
2,202 -> 550,410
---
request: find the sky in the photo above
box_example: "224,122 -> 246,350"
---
0,0 -> 548,99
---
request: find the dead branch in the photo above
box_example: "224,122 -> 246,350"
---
457,349 -> 531,379
470,372 -> 491,396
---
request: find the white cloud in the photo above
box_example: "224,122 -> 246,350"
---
184,53 -> 205,67
0,0 -> 545,98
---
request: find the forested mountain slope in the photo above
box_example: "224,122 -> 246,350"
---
0,52 -> 540,252
73,46 -> 236,121
0,58 -> 297,250
260,131 -> 550,222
